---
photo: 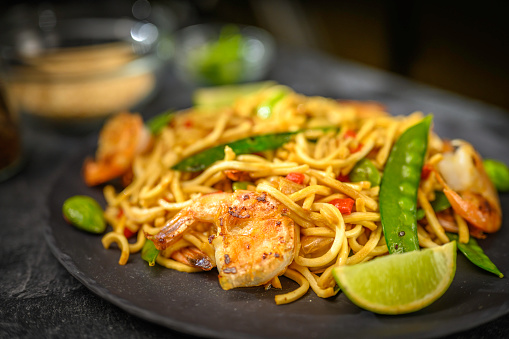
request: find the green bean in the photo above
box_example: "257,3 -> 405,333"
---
141,239 -> 160,266
62,195 -> 106,234
483,158 -> 509,192
349,158 -> 381,187
380,115 -> 433,254
447,233 -> 503,278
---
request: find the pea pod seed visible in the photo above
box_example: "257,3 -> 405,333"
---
380,115 -> 432,254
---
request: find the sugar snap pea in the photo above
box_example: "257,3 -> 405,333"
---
349,158 -> 381,187
173,127 -> 339,172
380,115 -> 432,254
172,131 -> 297,172
447,233 -> 503,278
62,195 -> 106,234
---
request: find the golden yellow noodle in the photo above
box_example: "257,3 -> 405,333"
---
99,85 -> 469,304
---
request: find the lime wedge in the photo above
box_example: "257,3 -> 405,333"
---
193,81 -> 275,109
332,241 -> 457,314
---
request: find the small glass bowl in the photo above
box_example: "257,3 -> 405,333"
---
173,23 -> 275,86
0,1 -> 176,131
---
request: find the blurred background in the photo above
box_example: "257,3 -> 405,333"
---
1,0 -> 508,112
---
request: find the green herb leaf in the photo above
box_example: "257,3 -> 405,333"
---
447,233 -> 503,278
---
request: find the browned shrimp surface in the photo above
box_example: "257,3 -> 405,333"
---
147,191 -> 295,290
437,141 -> 502,233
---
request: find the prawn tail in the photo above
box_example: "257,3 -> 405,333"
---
147,214 -> 194,250
171,247 -> 214,271
82,158 -> 125,187
443,188 -> 501,234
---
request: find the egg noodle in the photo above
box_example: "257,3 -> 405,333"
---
99,85 -> 477,304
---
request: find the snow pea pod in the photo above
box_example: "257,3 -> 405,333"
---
62,195 -> 106,234
172,131 -> 297,172
380,115 -> 432,254
447,233 -> 503,278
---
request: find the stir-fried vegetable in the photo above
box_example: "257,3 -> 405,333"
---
380,116 -> 433,254
349,158 -> 381,187
62,195 -> 106,234
146,110 -> 174,135
416,191 -> 451,220
172,131 -> 298,172
141,239 -> 160,266
447,233 -> 503,278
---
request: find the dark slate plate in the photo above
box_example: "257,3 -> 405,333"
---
45,61 -> 509,338
44,104 -> 509,338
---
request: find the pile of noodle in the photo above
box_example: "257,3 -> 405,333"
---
99,85 -> 470,304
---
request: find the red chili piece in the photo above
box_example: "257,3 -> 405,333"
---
124,227 -> 136,239
344,130 -> 357,139
286,172 -> 305,184
336,173 -> 350,182
329,198 -> 355,215
349,143 -> 363,153
421,163 -> 433,180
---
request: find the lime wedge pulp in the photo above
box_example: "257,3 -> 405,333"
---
332,241 -> 457,314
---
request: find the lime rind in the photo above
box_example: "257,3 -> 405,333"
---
333,241 -> 457,314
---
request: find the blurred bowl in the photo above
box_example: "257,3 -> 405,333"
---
0,1 -> 176,132
173,23 -> 275,86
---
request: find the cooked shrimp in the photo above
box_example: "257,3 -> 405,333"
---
437,140 -> 502,233
171,247 -> 214,271
83,112 -> 152,186
148,191 -> 295,290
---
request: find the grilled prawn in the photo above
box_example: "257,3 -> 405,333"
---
83,112 -> 152,186
148,191 -> 295,290
437,140 -> 502,233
